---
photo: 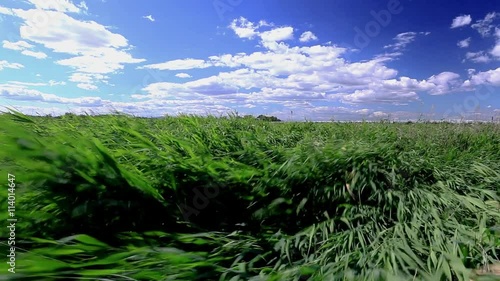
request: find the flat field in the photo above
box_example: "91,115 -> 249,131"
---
0,112 -> 499,280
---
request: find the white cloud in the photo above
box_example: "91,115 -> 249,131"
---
259,26 -> 294,50
77,83 -> 98,90
48,80 -> 66,86
299,31 -> 318,42
7,81 -> 46,86
139,57 -> 460,106
462,24 -> 499,63
471,12 -> 498,37
491,46 -> 500,59
2,40 -> 48,59
450,15 -> 472,28
175,73 -> 192,78
457,37 -> 471,48
465,51 -> 492,63
1,14 -> 496,119
77,1 -> 88,11
133,18 -> 472,108
13,9 -> 129,54
0,7 -> 14,16
2,40 -> 34,50
69,73 -> 109,90
69,73 -> 107,83
139,59 -> 210,71
491,28 -> 500,59
228,17 -> 265,39
2,7 -> 145,88
384,32 -> 429,51
467,67 -> 500,86
21,50 -> 48,59
0,103 -> 231,118
143,15 -> 155,22
426,72 -> 462,94
335,89 -> 420,104
260,27 -> 294,42
25,0 -> 84,13
56,48 -> 144,73
330,74 -> 457,104
0,83 -> 105,106
372,111 -> 390,118
7,80 -> 66,86
228,17 -> 294,51
0,60 -> 24,71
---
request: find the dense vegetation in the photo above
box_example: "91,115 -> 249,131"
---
0,111 -> 499,281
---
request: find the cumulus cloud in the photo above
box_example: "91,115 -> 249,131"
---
466,67 -> 500,86
0,6 -> 145,89
492,46 -> 500,59
227,17 -> 295,51
0,60 -> 24,71
175,73 -> 192,78
465,51 -> 492,63
69,73 -> 110,90
0,7 -> 14,16
227,17 -> 270,39
21,50 -> 48,59
2,40 -> 47,59
462,20 -> 499,63
56,48 -> 144,74
69,73 -> 109,84
450,15 -> 472,28
457,37 -> 471,48
426,72 -> 462,94
132,18 -> 479,110
471,12 -> 498,37
299,31 -> 318,42
76,83 -> 98,90
77,1 -> 88,11
491,28 -> 500,59
372,111 -> 390,118
260,26 -> 294,43
1,14 -> 496,120
334,89 -> 420,105
2,101 -> 237,118
2,40 -> 34,50
0,83 -> 105,106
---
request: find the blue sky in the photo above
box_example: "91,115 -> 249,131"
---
0,0 -> 499,121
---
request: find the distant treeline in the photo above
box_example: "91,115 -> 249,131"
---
240,114 -> 281,122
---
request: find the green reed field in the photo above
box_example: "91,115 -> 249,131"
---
0,111 -> 499,281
